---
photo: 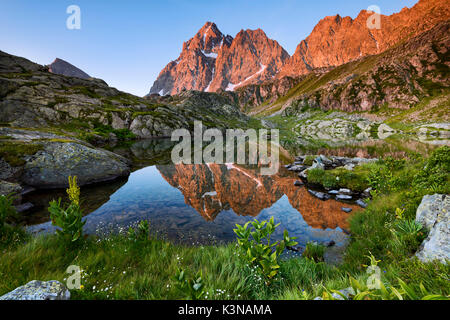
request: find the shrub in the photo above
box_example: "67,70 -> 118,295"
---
322,253 -> 448,300
49,176 -> 85,243
234,217 -> 297,285
173,268 -> 205,300
390,220 -> 427,255
128,220 -> 150,241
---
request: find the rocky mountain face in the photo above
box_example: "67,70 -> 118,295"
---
277,0 -> 450,78
48,58 -> 90,79
281,20 -> 450,115
149,22 -> 289,95
150,0 -> 449,117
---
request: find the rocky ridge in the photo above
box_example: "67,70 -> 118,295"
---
272,20 -> 450,115
278,0 -> 450,78
149,22 -> 289,95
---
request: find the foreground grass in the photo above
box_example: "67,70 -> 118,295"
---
0,234 -> 346,300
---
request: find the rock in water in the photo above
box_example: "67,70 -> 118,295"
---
356,199 -> 368,208
294,180 -> 304,186
308,189 -> 330,201
0,280 -> 70,300
415,194 -> 449,264
336,195 -> 352,201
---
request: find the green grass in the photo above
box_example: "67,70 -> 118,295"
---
0,234 -> 343,300
306,163 -> 375,192
0,141 -> 44,166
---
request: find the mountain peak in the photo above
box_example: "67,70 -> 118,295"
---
149,23 -> 288,95
48,58 -> 90,79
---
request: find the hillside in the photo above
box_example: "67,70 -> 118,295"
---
241,20 -> 449,120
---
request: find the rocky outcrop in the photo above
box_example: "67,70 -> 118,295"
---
149,22 -> 289,95
235,76 -> 304,111
0,280 -> 70,300
48,58 -> 90,79
415,194 -> 449,264
0,50 -> 251,140
280,21 -> 450,114
278,0 -> 450,78
0,128 -> 131,189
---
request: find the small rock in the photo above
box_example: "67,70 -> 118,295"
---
326,240 -> 336,247
294,180 -> 304,187
15,202 -> 34,213
308,189 -> 330,201
363,187 -> 372,198
336,195 -> 352,201
344,164 -> 355,171
288,165 -> 308,172
338,188 -> 352,195
298,170 -> 308,179
356,199 -> 368,208
328,190 -> 339,195
0,280 -> 70,300
341,207 -> 353,213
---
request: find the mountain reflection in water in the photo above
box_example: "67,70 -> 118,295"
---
27,163 -> 358,247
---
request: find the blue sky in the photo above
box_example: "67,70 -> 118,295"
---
0,0 -> 418,96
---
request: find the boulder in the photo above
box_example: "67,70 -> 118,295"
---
0,280 -> 70,300
22,142 -> 131,188
415,194 -> 449,264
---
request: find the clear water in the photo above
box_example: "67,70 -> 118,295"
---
24,136 -> 440,248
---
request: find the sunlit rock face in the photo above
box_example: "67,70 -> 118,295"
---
157,164 -> 359,229
149,22 -> 289,95
277,0 -> 450,78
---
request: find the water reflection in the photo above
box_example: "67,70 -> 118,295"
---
25,135 -> 441,247
27,163 -> 356,247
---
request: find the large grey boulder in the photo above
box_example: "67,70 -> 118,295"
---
22,142 -> 131,188
415,194 -> 449,264
0,280 -> 70,300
